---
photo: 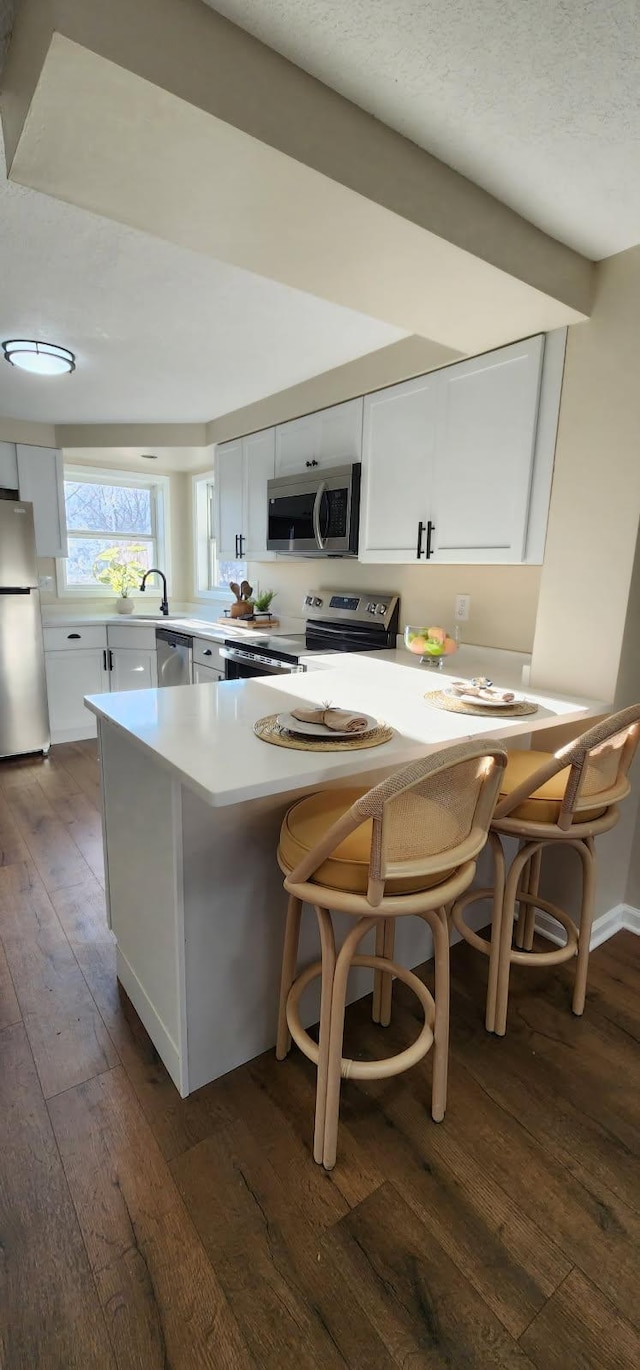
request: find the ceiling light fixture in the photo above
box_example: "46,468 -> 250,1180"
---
2,338 -> 76,376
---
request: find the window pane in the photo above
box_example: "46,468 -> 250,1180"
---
65,481 -> 153,535
66,536 -> 154,587
216,558 -> 247,589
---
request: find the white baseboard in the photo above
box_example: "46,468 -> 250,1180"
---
51,724 -> 97,744
535,903 -> 640,949
115,946 -> 185,1094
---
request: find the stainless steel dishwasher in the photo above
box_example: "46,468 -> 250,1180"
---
156,628 -> 193,687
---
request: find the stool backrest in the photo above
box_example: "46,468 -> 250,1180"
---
494,703 -> 640,830
288,739 -> 508,906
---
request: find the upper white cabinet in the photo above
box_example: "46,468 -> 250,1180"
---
16,444 -> 68,558
274,398 -> 363,476
0,442 -> 18,488
360,375 -> 439,562
360,334 -> 560,565
216,429 -> 275,562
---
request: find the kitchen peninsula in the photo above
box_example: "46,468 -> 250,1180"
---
86,654 -> 605,1096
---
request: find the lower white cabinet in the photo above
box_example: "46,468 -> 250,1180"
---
193,662 -> 223,684
44,623 -> 159,742
45,647 -> 110,742
109,647 -> 158,692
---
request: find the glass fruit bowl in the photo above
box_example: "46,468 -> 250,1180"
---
404,625 -> 458,667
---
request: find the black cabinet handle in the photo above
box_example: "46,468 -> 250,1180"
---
425,520 -> 435,559
103,649 -> 107,671
305,459 -> 319,468
234,533 -> 240,557
238,533 -> 245,557
204,648 -> 212,656
108,649 -> 114,671
416,521 -> 425,559
67,632 -> 81,639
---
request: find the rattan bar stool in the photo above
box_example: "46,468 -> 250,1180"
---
451,704 -> 640,1037
275,739 -> 508,1170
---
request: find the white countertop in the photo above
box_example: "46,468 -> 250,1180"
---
85,654 -> 607,810
303,643 -> 532,689
42,608 -> 303,644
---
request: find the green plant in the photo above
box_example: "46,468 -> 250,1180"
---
253,588 -> 277,614
92,546 -> 148,597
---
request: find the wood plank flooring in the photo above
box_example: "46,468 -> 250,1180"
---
0,740 -> 639,1369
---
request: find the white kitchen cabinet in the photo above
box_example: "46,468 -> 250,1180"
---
0,442 -> 18,488
16,444 -> 68,558
216,428 -> 275,562
193,662 -> 223,684
359,333 -> 556,565
215,439 -> 244,561
274,398 -> 363,476
109,646 -> 158,691
360,374 -> 439,561
430,335 -> 544,563
45,647 -> 110,742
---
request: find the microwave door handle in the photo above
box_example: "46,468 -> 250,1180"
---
312,481 -> 327,550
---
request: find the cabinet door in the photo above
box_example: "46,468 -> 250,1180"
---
243,428 -> 275,560
193,662 -> 223,683
45,648 -> 109,741
109,647 -> 158,691
215,440 -> 244,561
274,414 -> 317,476
359,375 -> 439,562
316,399 -> 363,466
16,445 -> 68,558
0,442 -> 18,488
431,336 -> 544,563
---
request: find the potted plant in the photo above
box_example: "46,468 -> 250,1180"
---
93,546 -> 148,614
252,588 -> 277,619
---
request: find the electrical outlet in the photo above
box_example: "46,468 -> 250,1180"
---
455,593 -> 470,622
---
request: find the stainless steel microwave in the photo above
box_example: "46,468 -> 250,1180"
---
266,463 -> 361,557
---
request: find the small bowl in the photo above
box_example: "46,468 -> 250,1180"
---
403,625 -> 458,665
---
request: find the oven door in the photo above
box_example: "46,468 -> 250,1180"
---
220,647 -> 303,680
267,464 -> 360,556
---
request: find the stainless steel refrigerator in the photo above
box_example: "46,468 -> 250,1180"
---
0,500 -> 50,758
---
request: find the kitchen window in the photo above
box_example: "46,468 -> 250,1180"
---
57,467 -> 170,594
193,473 -> 246,598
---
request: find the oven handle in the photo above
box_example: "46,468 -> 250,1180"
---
219,646 -> 296,671
312,481 -> 327,550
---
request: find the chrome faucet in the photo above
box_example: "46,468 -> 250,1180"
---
140,568 -> 169,616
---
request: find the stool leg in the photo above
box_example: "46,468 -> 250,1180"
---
312,906 -> 337,1165
425,906 -> 450,1122
573,839 -> 596,1017
522,848 -> 542,951
276,894 -> 302,1060
379,919 -> 395,1028
322,916 -> 376,1171
514,845 -> 529,950
494,845 -> 532,1036
485,832 -> 506,1034
372,921 -> 384,1024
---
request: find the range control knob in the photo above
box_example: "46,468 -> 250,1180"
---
304,595 -> 314,605
366,601 -> 377,613
313,597 -> 323,607
376,604 -> 387,615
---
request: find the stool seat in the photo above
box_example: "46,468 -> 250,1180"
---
499,749 -> 608,824
279,787 -> 459,895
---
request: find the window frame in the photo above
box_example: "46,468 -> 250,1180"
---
192,471 -> 246,601
56,465 -> 172,598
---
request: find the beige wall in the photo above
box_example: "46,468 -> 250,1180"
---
241,559 -> 541,653
531,245 -> 640,700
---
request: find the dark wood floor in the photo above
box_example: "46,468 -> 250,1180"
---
1,740 -> 639,1369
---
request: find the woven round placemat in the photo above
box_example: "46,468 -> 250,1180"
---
424,690 -> 538,717
254,714 -> 394,751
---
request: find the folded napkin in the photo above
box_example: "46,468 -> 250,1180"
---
291,706 -> 369,734
450,681 -> 515,704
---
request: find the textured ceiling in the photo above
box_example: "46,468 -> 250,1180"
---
0,143 -> 405,423
205,0 -> 640,259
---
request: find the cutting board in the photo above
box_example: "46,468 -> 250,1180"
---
217,616 -> 280,629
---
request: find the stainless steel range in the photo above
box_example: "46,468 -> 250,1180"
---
221,589 -> 399,680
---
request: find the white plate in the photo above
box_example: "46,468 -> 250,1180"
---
277,711 -> 379,738
447,690 -> 519,709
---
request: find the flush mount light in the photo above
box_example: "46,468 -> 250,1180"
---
2,339 -> 76,376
